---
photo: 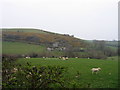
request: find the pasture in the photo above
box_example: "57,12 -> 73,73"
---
2,41 -> 46,54
17,58 -> 118,88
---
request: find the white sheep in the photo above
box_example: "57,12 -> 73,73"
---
91,67 -> 101,74
65,57 -> 69,60
25,56 -> 30,59
62,57 -> 66,60
62,57 -> 69,60
43,57 -> 45,58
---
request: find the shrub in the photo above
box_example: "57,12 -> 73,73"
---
29,53 -> 38,58
2,54 -> 18,87
2,60 -> 67,88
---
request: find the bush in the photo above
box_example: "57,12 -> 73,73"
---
2,54 -> 18,86
29,53 -> 38,58
2,60 -> 67,88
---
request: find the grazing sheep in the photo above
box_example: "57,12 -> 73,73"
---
91,67 -> 101,74
25,56 -> 30,59
65,57 -> 69,60
62,57 -> 66,60
59,56 -> 68,60
62,57 -> 69,60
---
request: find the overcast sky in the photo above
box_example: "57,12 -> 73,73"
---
0,0 -> 119,40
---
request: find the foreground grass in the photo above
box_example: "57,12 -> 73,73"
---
17,58 -> 118,88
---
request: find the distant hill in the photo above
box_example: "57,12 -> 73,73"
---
2,28 -> 118,58
2,28 -> 86,48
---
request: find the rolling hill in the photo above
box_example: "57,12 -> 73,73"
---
2,28 -> 86,47
2,28 -> 118,58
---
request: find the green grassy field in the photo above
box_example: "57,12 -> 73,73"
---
2,41 -> 46,54
2,41 -> 66,56
17,58 -> 118,88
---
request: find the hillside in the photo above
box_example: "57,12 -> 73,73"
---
2,28 -> 86,48
2,28 -> 118,58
